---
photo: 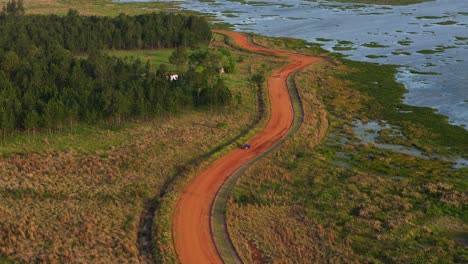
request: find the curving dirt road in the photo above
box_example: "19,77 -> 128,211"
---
172,30 -> 323,264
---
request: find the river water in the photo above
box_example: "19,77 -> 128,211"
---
118,0 -> 467,128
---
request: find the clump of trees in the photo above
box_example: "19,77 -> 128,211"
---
0,1 -> 234,137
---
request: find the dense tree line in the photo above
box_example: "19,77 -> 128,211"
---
0,1 -> 233,136
0,6 -> 211,53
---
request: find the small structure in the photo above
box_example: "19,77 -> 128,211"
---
167,73 -> 179,81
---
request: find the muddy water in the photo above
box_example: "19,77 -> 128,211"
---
119,0 -> 468,128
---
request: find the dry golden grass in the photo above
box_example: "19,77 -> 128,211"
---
226,62 -> 347,263
227,204 -> 357,264
0,112 -> 253,263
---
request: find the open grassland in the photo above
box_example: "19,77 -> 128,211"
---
0,112 -> 249,263
226,36 -> 467,263
0,33 -> 264,262
0,0 -> 184,16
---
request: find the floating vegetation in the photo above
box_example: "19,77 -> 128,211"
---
398,38 -> 413,45
359,12 -> 386,16
223,13 -> 239,18
434,20 -> 458,25
416,15 -> 449,19
366,54 -> 387,59
362,42 -> 389,48
338,40 -> 354,45
409,69 -> 441,75
417,49 -> 437,54
331,39 -> 356,51
286,17 -> 307,20
333,46 -> 356,51
455,36 -> 468,41
417,45 -> 456,54
435,45 -> 457,50
316,37 -> 334,42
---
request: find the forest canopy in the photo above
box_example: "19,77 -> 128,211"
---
0,2 -> 233,136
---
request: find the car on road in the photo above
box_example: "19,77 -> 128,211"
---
242,144 -> 251,150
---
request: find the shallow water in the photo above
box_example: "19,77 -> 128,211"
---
118,0 -> 467,128
352,120 -> 468,168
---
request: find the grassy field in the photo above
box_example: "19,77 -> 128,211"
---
226,35 -> 467,263
0,0 -> 183,16
107,49 -> 176,70
0,29 -> 268,262
0,112 -> 253,263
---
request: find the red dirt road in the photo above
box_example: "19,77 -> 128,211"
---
172,31 -> 323,264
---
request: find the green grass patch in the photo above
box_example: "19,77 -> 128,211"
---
107,49 -> 174,69
0,123 -> 133,155
251,33 -> 326,56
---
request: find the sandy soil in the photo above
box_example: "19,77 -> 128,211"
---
172,30 -> 323,264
